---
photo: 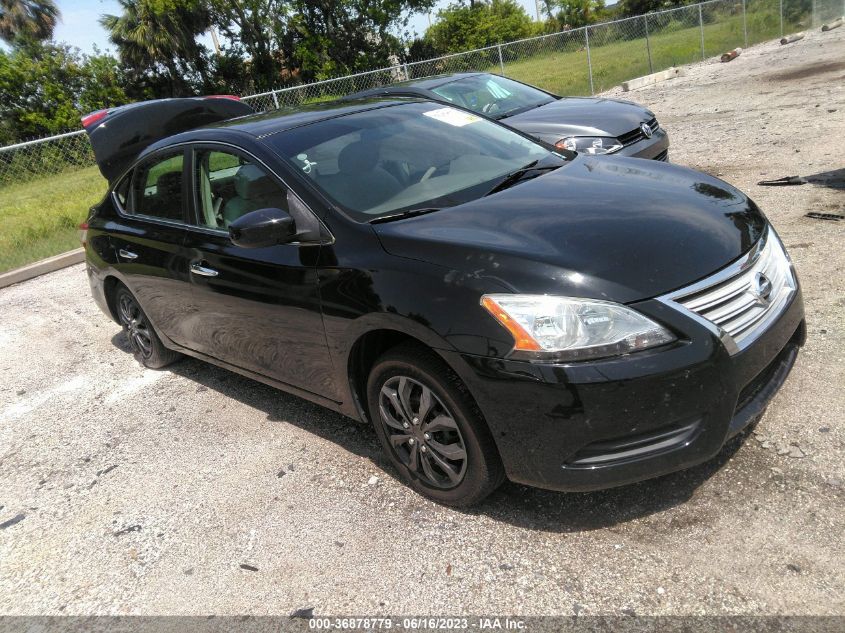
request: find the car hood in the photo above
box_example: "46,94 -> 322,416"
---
373,156 -> 766,304
503,97 -> 654,141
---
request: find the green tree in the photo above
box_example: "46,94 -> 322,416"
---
0,0 -> 59,45
425,0 -> 536,54
619,0 -> 687,17
100,0 -> 212,97
207,0 -> 288,91
0,42 -> 128,143
543,0 -> 606,29
208,0 -> 435,89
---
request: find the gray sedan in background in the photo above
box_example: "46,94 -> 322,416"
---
347,72 -> 669,161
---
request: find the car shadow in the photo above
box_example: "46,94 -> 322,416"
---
110,333 -> 752,533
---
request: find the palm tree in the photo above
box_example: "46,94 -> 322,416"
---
0,0 -> 59,44
100,0 -> 211,96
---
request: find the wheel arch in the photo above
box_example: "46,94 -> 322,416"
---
343,318 -> 486,432
102,275 -> 122,323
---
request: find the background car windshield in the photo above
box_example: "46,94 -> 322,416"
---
267,102 -> 555,221
431,75 -> 555,119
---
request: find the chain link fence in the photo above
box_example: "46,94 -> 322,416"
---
1,0 -> 840,188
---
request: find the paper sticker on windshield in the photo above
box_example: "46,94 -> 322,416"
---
423,107 -> 482,127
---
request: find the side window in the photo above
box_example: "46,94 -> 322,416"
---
193,149 -> 288,230
128,152 -> 185,221
113,174 -> 130,209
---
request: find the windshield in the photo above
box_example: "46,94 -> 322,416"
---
431,75 -> 556,119
267,102 -> 561,221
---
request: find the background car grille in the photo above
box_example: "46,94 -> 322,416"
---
668,230 -> 796,353
617,118 -> 659,146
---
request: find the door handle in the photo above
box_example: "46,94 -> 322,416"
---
118,248 -> 138,260
190,262 -> 219,277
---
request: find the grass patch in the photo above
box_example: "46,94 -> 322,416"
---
499,12 -> 788,95
0,166 -> 106,273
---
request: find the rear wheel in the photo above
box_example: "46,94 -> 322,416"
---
115,286 -> 181,369
367,343 -> 504,506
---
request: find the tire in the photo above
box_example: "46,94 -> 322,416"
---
366,342 -> 505,506
114,285 -> 181,369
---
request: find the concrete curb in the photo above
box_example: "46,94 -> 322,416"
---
0,248 -> 85,289
621,67 -> 686,92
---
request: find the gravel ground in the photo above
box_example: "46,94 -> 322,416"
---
1,30 -> 843,617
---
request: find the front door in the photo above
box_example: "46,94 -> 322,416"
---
180,146 -> 337,399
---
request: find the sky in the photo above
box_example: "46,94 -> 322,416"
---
52,0 -> 547,56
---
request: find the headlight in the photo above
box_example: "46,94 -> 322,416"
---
481,294 -> 675,362
555,136 -> 623,155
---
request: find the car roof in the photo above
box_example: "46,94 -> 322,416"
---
347,73 -> 486,98
144,96 -> 426,155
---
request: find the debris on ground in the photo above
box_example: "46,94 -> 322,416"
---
781,32 -> 805,45
806,212 -> 843,221
721,47 -> 742,62
0,514 -> 25,530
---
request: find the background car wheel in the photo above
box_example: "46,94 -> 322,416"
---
114,285 -> 181,369
366,342 -> 505,507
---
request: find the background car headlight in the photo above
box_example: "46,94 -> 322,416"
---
481,294 -> 675,362
555,136 -> 623,155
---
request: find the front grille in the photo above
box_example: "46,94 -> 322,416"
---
617,117 -> 659,146
654,149 -> 669,162
664,228 -> 797,354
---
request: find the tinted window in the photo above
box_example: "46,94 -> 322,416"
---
432,75 -> 555,119
193,149 -> 288,230
129,152 -> 185,221
267,102 -> 558,221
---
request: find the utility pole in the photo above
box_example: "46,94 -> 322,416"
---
208,27 -> 221,55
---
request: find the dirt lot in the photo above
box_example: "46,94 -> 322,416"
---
1,30 -> 843,617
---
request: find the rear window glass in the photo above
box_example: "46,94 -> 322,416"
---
128,152 -> 185,222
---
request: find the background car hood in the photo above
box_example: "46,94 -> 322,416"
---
373,156 -> 766,304
504,97 -> 654,141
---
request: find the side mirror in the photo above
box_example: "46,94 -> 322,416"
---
228,207 -> 296,248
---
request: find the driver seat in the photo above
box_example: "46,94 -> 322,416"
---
329,140 -> 402,211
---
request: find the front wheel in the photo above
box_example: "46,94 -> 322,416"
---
367,343 -> 504,506
115,286 -> 181,369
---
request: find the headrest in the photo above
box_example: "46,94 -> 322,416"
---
338,140 -> 378,175
234,164 -> 279,200
156,171 -> 181,194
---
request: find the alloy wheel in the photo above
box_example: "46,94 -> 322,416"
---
378,376 -> 468,489
117,293 -> 153,359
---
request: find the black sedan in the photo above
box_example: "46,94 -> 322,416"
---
346,72 -> 669,160
81,96 -> 803,506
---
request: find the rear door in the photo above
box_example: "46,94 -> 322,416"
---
180,144 -> 337,399
108,149 -> 195,347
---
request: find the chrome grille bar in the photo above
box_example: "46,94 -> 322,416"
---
660,228 -> 797,355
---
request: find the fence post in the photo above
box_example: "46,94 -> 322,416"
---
403,63 -> 410,81
497,44 -> 505,76
585,26 -> 594,95
644,15 -> 653,74
699,4 -> 705,60
271,90 -> 279,109
741,0 -> 748,47
779,0 -> 784,36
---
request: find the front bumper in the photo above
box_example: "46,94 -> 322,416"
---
441,287 -> 804,492
616,127 -> 670,160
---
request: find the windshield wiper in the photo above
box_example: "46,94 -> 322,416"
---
484,161 -> 560,197
370,207 -> 441,224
